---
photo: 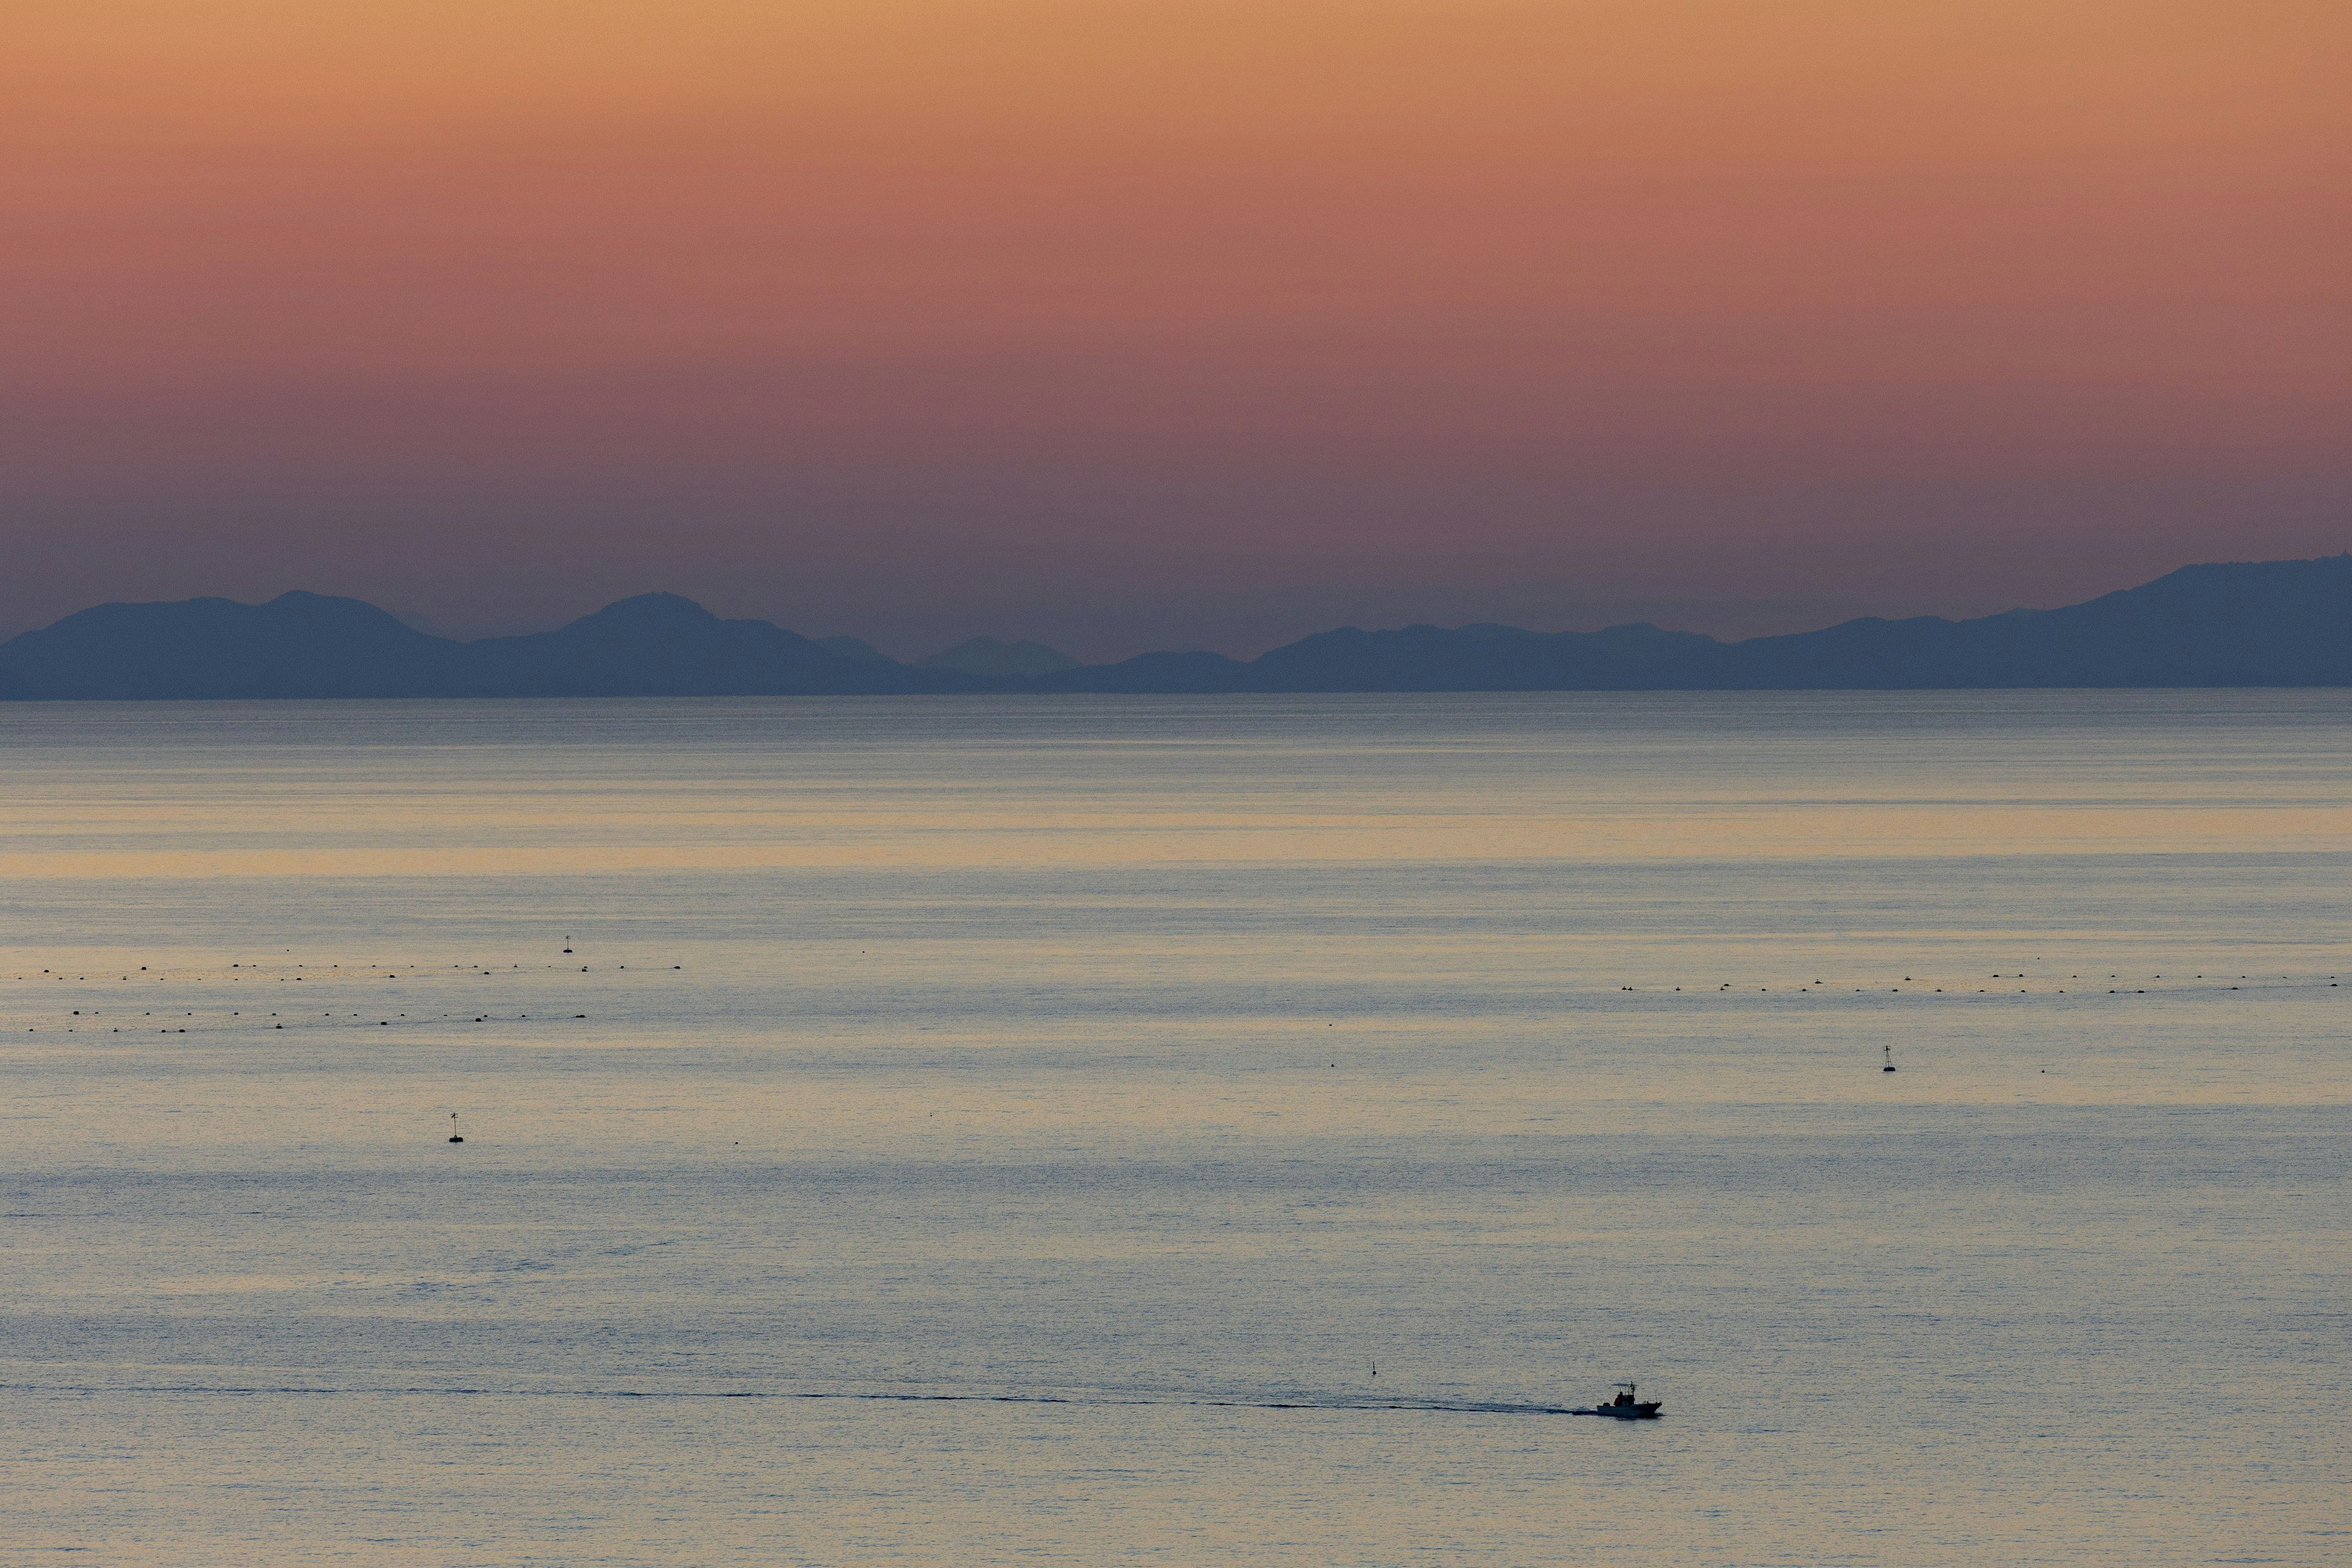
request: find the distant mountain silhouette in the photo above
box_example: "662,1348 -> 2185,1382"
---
457,594 -> 959,696
2,554 -> 2347,699
0,591 -> 466,699
0,590 -> 967,699
1038,554 -> 2352,692
813,634 -> 891,664
918,636 -> 1082,678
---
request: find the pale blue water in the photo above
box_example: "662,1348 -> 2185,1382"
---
2,693 -> 2346,1564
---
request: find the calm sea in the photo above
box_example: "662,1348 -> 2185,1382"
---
2,693 -> 2346,1566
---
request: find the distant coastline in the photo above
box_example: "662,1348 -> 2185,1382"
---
3,553 -> 2348,699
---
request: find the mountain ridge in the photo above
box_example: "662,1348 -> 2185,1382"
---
3,554 -> 2347,698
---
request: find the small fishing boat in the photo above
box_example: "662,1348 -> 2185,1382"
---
1585,1382 -> 1662,1419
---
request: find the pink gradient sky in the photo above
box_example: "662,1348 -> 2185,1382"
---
4,2 -> 2346,658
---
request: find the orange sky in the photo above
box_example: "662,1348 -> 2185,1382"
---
4,2 -> 2346,655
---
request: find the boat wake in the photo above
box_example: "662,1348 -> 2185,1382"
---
5,1379 -> 1623,1418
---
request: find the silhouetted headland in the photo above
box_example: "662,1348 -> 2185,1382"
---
3,554 -> 2348,699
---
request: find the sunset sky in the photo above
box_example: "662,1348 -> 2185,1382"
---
5,1 -> 2346,657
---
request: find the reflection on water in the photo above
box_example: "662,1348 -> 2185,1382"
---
2,693 -> 2347,1565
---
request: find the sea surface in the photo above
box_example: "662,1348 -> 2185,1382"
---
2,692 -> 2346,1566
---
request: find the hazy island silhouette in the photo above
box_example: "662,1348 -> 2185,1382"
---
2,554 -> 2347,699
